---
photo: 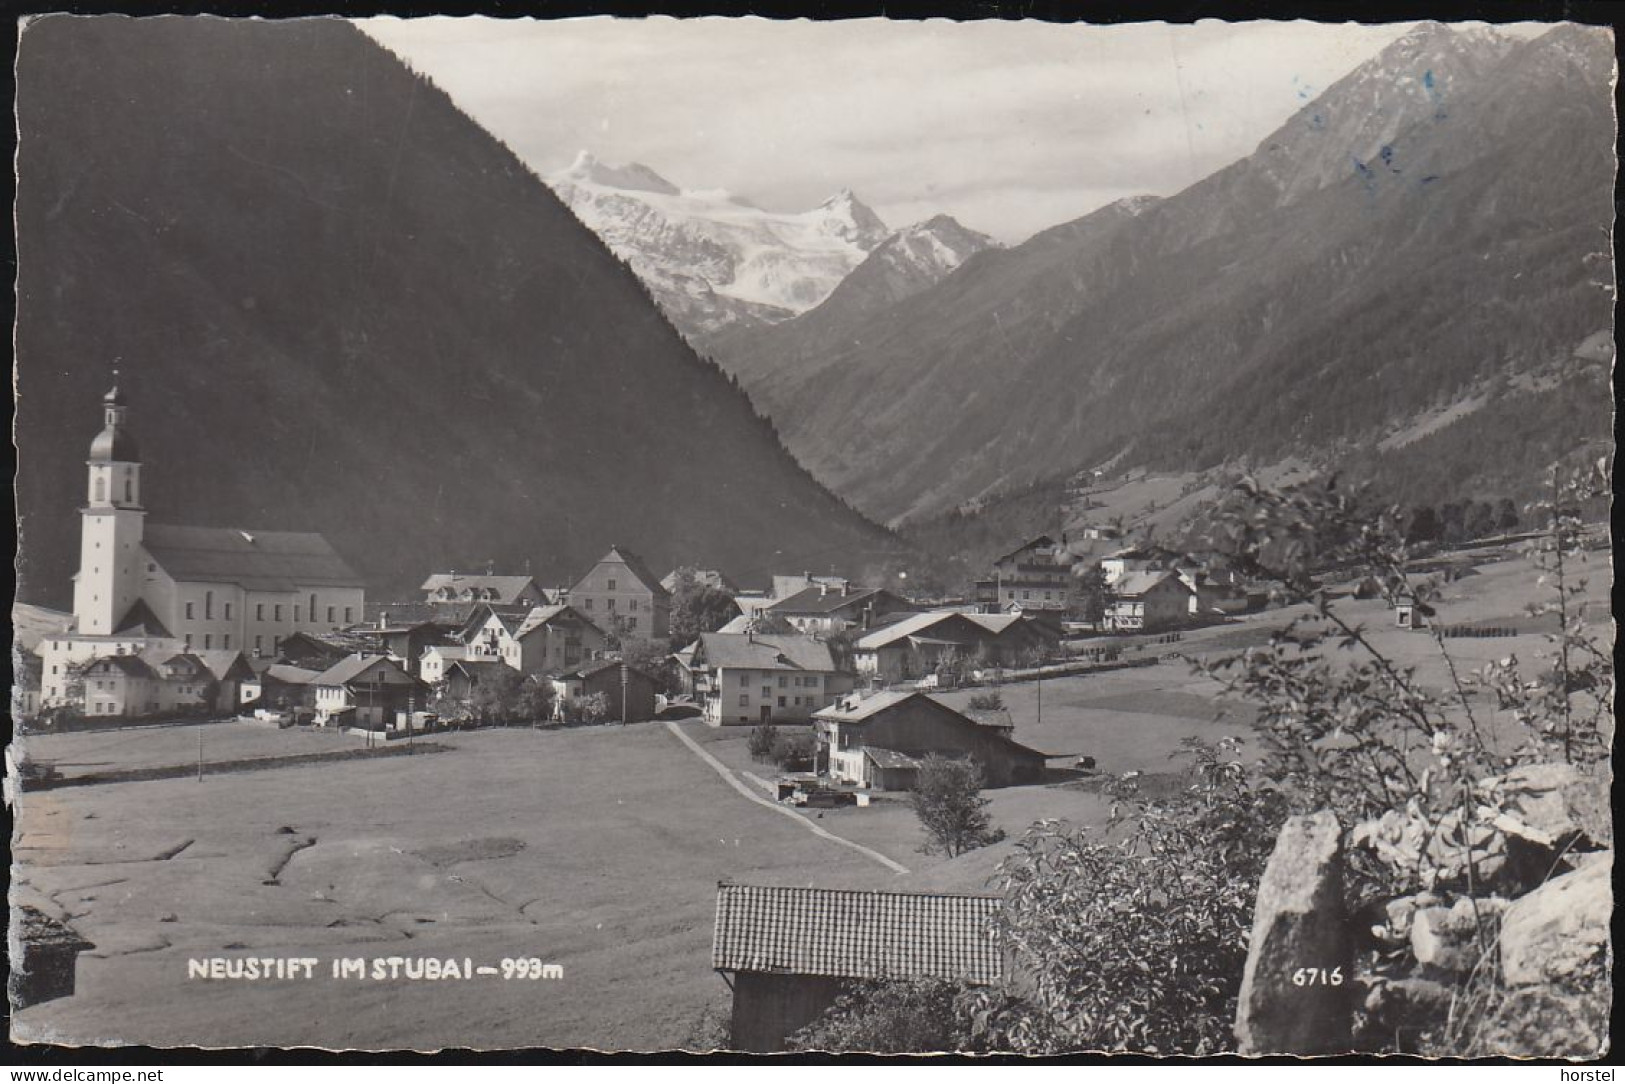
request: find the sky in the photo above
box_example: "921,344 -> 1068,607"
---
359,17 -> 1539,243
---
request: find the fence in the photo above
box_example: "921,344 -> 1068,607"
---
1439,625 -> 1521,639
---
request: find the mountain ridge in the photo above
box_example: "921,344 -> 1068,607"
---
13,16 -> 900,607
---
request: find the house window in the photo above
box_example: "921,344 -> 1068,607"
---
124,475 -> 133,503
345,608 -> 353,623
256,604 -> 265,621
629,599 -> 638,612
94,476 -> 106,502
738,694 -> 749,707
204,634 -> 212,650
185,602 -> 195,620
255,636 -> 263,652
327,606 -> 335,624
273,637 -> 282,654
223,635 -> 231,650
584,599 -> 594,610
761,687 -> 771,699
777,697 -> 786,708
295,606 -> 302,623
310,594 -> 318,622
275,605 -> 283,622
184,634 -> 193,650
778,676 -> 787,688
206,591 -> 214,619
607,579 -> 617,591
628,617 -> 637,630
606,599 -> 616,612
737,673 -> 748,686
225,602 -> 233,619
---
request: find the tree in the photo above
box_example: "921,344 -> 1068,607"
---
966,690 -> 1005,712
1076,564 -> 1115,627
910,755 -> 1002,858
513,677 -> 554,726
1494,496 -> 1520,533
1405,504 -> 1440,544
467,666 -> 525,725
575,691 -> 611,725
771,728 -> 817,771
617,639 -> 675,695
667,567 -> 740,650
747,724 -> 779,762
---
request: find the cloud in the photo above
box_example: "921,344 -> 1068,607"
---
360,16 -> 1542,243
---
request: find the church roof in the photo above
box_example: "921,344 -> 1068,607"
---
113,598 -> 173,639
144,524 -> 363,593
89,422 -> 139,463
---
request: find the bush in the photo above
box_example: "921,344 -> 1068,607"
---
966,691 -> 1005,712
790,979 -> 988,1053
910,755 -> 1002,857
975,737 -> 1288,1054
747,724 -> 779,762
770,729 -> 816,771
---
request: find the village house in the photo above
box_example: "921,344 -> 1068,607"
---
79,650 -> 216,719
852,611 -> 1060,686
419,573 -> 552,609
660,567 -> 738,594
458,603 -> 606,676
813,690 -> 1058,790
40,385 -> 365,710
770,572 -> 850,601
973,535 -> 1075,615
1099,545 -> 1161,587
239,662 -> 321,713
712,882 -> 1004,1052
361,617 -> 458,678
568,546 -> 671,642
418,644 -> 467,686
687,632 -> 851,726
763,584 -> 914,637
436,658 -> 513,705
550,659 -> 658,723
309,654 -> 426,729
1105,569 -> 1196,632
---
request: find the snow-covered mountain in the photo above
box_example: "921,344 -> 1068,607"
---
548,152 -> 893,338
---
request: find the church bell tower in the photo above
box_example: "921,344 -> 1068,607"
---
73,382 -> 147,635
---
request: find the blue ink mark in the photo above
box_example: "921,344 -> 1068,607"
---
1420,174 -> 1439,185
1379,144 -> 1402,173
1352,156 -> 1378,194
1423,69 -> 1435,91
1309,113 -> 1325,130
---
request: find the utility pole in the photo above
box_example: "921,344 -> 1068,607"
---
197,723 -> 203,783
621,661 -> 629,726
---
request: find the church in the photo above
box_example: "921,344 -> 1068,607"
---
38,384 -> 366,712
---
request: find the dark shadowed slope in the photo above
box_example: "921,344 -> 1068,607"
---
14,16 -> 898,605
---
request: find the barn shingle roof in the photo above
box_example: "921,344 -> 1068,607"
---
712,883 -> 1002,984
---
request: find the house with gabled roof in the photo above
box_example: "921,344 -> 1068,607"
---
79,649 -> 228,719
1104,569 -> 1195,632
459,603 -> 606,677
852,610 -> 1059,685
568,546 -> 671,642
763,584 -> 914,637
550,658 -> 658,723
813,689 -> 1060,789
309,654 -> 426,729
973,534 -> 1076,615
420,572 -> 550,609
688,632 -> 852,726
712,881 -> 1003,1051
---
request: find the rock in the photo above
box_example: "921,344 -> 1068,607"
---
1235,811 -> 1355,1055
158,912 -> 178,923
1364,975 -> 1456,1032
1499,854 -> 1612,987
1410,896 -> 1507,978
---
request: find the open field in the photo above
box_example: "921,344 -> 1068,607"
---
21,721 -> 385,781
10,547 -> 1608,1050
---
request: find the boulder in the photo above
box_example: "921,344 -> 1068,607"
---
1499,854 -> 1612,987
1410,896 -> 1508,978
1235,811 -> 1355,1054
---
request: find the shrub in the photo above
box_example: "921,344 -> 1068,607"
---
770,729 -> 816,771
790,979 -> 988,1053
975,737 -> 1288,1054
747,724 -> 779,762
966,691 -> 1005,712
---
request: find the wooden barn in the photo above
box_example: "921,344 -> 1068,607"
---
813,690 -> 1060,789
711,882 -> 1003,1052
